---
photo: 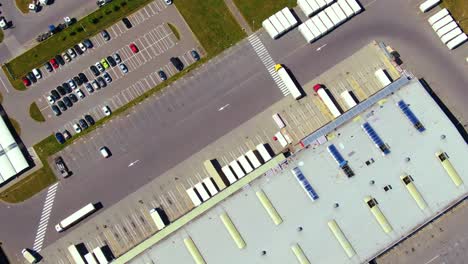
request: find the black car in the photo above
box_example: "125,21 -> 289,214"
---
68,94 -> 78,103
90,65 -> 100,76
158,70 -> 167,81
51,89 -> 61,100
122,17 -> 132,29
78,72 -> 88,83
113,53 -> 121,64
170,57 -> 184,71
83,39 -> 93,49
27,72 -> 37,83
57,100 -> 67,111
51,105 -> 61,116
79,119 -> 88,129
73,76 -> 83,86
44,62 -> 53,72
97,76 -> 106,87
54,156 -> 70,177
57,85 -> 67,96
55,132 -> 66,144
106,56 -> 116,67
85,83 -> 94,93
84,115 -> 95,126
55,54 -> 65,65
62,82 -> 72,93
191,50 -> 200,61
63,96 -> 73,107
101,30 -> 110,41
74,44 -> 84,55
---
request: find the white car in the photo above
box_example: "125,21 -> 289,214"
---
164,0 -> 172,5
119,63 -> 128,74
102,105 -> 111,116
95,62 -> 104,72
91,80 -> 100,90
78,43 -> 87,52
68,79 -> 76,89
47,95 -> 55,105
32,68 -> 42,79
75,89 -> 85,99
100,146 -> 111,158
73,123 -> 82,133
67,48 -> 77,58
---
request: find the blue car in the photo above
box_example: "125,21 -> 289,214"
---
55,132 -> 65,144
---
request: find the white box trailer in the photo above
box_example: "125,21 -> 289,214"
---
256,144 -> 273,162
325,7 -> 341,26
436,22 -> 458,37
246,150 -> 262,168
312,15 -> 328,34
306,19 -> 322,38
230,160 -> 246,178
313,85 -> 342,118
428,8 -> 449,25
269,15 -> 286,34
55,203 -> 97,232
340,90 -> 358,108
275,11 -> 291,29
419,0 -> 441,13
222,165 -> 237,184
440,27 -> 462,44
318,12 -> 335,31
202,177 -> 219,196
186,188 -> 202,206
238,155 -> 254,174
346,0 -> 362,14
446,33 -> 467,50
432,15 -> 453,32
274,64 -> 303,99
275,131 -> 288,147
281,7 -> 298,28
331,3 -> 347,22
93,247 -> 110,264
315,0 -> 327,9
298,23 -> 316,43
374,69 -> 392,87
337,0 -> 354,18
150,207 -> 168,230
68,245 -> 86,264
84,253 -> 99,264
298,0 -> 315,17
272,113 -> 286,128
324,0 -> 334,5
194,182 -> 210,201
307,0 -> 321,13
262,19 -> 280,39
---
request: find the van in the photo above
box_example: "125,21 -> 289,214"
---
100,147 -> 111,158
22,248 -> 39,263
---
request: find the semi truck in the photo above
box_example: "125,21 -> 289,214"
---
274,64 -> 303,99
55,203 -> 97,232
313,84 -> 341,118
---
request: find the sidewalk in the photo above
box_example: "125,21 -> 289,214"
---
223,0 -> 253,35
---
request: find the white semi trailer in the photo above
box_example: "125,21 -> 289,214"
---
313,84 -> 341,118
274,64 -> 303,99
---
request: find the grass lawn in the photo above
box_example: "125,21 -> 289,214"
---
0,29 -> 3,44
15,0 -> 29,14
168,23 -> 180,41
441,0 -> 468,32
233,0 -> 296,31
175,0 -> 246,56
29,102 -> 45,122
0,59 -> 204,203
0,91 -> 3,103
4,0 -> 152,91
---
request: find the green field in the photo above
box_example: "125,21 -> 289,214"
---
29,102 -> 45,122
15,0 -> 30,14
233,0 -> 296,30
175,0 -> 246,56
4,0 -> 152,91
441,0 -> 468,32
0,29 -> 4,44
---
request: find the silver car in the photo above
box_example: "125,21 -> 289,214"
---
95,62 -> 104,72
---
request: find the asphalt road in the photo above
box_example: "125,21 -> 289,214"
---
1,0 -> 468,260
0,0 -> 98,63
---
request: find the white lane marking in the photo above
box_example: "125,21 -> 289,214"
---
32,182 -> 59,252
424,255 -> 440,264
218,104 -> 230,111
316,44 -> 327,51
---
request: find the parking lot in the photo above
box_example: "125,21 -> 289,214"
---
29,0 -> 200,135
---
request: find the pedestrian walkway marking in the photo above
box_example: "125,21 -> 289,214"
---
32,182 -> 59,252
248,34 -> 289,96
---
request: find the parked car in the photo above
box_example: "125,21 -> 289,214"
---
67,48 -> 77,58
191,50 -> 200,61
51,105 -> 61,116
22,77 -> 31,87
57,85 -> 67,96
119,63 -> 128,74
78,43 -> 87,52
32,68 -> 42,79
74,44 -> 83,55
100,58 -> 110,69
90,65 -> 100,76
97,76 -> 106,87
91,80 -> 100,90
68,94 -> 78,103
129,43 -> 139,53
158,70 -> 167,81
54,156 -> 70,177
75,89 -> 85,99
55,54 -> 65,66
63,130 -> 72,140
68,79 -> 76,89
55,132 -> 65,144
164,0 -> 173,5
79,119 -> 88,130
73,123 -> 81,133
113,53 -> 122,63
50,89 -> 60,100
106,56 -> 116,67
170,57 -> 184,71
95,62 -> 105,72
44,61 -> 53,72
103,72 -> 112,83
100,146 -> 111,158
27,72 -> 37,83
50,58 -> 59,69
62,82 -> 72,93
84,115 -> 95,125
78,72 -> 88,83
85,83 -> 94,93
62,52 -> 71,62
102,105 -> 111,116
57,100 -> 67,111
63,96 -> 73,107
122,17 -> 132,29
73,76 -> 83,86
47,95 -> 55,105
83,39 -> 93,48
101,30 -> 110,41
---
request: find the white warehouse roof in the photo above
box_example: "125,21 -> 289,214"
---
0,114 -> 28,183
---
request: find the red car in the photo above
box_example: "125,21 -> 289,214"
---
50,58 -> 59,69
22,77 -> 31,86
129,43 -> 139,53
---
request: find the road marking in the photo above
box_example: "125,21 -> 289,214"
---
424,255 -> 440,264
0,73 -> 10,93
32,182 -> 59,252
316,43 -> 327,51
218,104 -> 230,111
